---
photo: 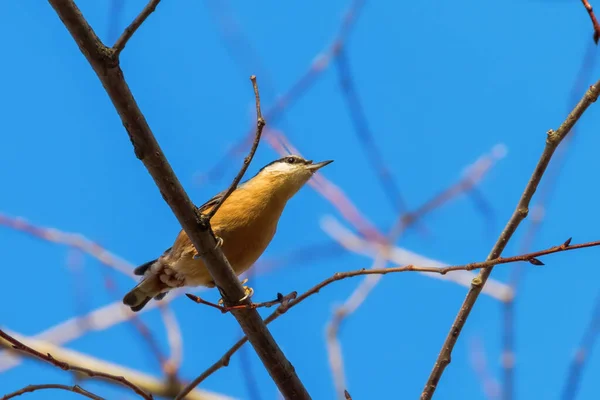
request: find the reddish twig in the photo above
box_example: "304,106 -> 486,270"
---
0,330 -> 152,399
112,0 -> 161,56
1,383 -> 104,400
420,80 -> 600,400
185,292 -> 297,313
181,238 -> 600,390
581,0 -> 600,43
205,75 -> 265,219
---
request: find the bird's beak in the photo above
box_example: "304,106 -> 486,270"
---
307,159 -> 334,171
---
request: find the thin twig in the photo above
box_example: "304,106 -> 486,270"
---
501,42 -> 599,400
195,0 -> 366,185
1,384 -> 104,400
186,292 -> 297,313
0,330 -> 152,399
47,1 -> 309,398
420,80 -> 600,400
181,238 -> 600,390
112,0 -> 161,57
581,0 -> 600,43
206,75 -> 265,219
561,289 -> 600,400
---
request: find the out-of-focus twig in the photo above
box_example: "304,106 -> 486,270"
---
581,0 -> 600,43
1,383 -> 104,400
561,289 -> 600,400
0,330 -> 152,400
469,336 -> 501,400
0,213 -> 135,277
0,331 -> 229,400
420,80 -> 600,400
335,47 -> 408,215
324,144 -> 504,397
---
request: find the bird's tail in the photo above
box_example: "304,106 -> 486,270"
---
123,259 -> 168,312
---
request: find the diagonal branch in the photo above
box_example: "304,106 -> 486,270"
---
420,80 -> 600,400
112,0 -> 161,57
46,1 -> 309,399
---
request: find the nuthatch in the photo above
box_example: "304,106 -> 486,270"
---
122,155 -> 333,312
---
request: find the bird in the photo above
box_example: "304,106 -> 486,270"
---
122,155 -> 333,312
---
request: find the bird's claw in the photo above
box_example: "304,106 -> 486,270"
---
217,278 -> 254,306
193,235 -> 224,259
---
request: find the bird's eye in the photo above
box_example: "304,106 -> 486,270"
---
286,157 -> 296,164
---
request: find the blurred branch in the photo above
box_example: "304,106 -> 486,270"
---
0,330 -> 152,399
1,383 -> 103,400
501,42 -> 598,400
581,0 -> 600,43
196,0 -> 366,185
420,80 -> 600,400
0,331 -> 229,400
159,305 -> 184,378
0,213 -> 135,278
323,145 -> 503,396
561,289 -> 600,400
469,336 -> 501,400
335,47 -> 408,215
112,0 -> 161,56
47,1 -> 308,398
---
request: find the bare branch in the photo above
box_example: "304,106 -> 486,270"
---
0,330 -> 152,399
46,1 -> 309,398
112,0 -> 161,57
420,80 -> 600,400
206,75 -> 265,219
1,384 -> 104,400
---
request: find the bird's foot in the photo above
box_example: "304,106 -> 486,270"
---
217,278 -> 254,306
193,235 -> 224,260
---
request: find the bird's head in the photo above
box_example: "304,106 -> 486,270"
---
249,155 -> 333,200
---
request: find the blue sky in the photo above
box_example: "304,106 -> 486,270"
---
1,1 -> 599,399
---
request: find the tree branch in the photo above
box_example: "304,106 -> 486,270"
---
0,330 -> 151,399
112,0 -> 161,57
1,384 -> 104,400
420,80 -> 600,400
46,1 -> 308,399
